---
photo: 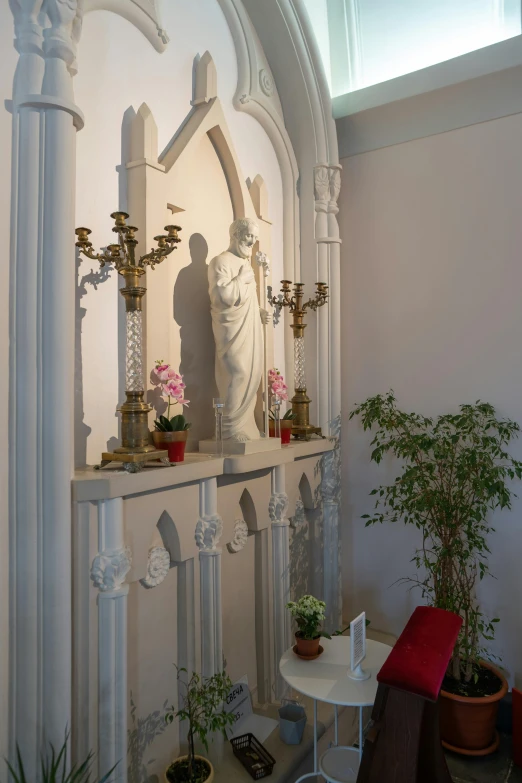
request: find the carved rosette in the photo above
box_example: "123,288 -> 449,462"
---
140,546 -> 171,588
269,492 -> 289,525
290,498 -> 306,529
195,514 -> 223,552
90,547 -> 132,592
227,519 -> 249,553
314,165 -> 342,215
259,68 -> 274,97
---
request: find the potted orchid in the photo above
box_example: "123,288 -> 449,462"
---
287,595 -> 330,659
151,360 -> 191,463
268,368 -> 294,445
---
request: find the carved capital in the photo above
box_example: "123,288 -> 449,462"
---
227,519 -> 249,553
269,492 -> 289,525
140,545 -> 170,588
314,165 -> 342,214
90,546 -> 131,592
43,0 -> 83,68
10,0 -> 45,55
195,514 -> 223,551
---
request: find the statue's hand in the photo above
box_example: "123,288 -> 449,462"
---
238,264 -> 255,284
260,308 -> 272,325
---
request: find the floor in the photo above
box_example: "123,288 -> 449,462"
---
446,734 -> 522,783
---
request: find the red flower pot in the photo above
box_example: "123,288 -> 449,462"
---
269,420 -> 293,445
152,430 -> 188,463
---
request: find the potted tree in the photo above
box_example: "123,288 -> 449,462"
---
287,595 -> 331,658
165,668 -> 235,783
268,368 -> 294,444
151,361 -> 191,462
350,392 -> 521,755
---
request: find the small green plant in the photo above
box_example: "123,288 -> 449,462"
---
269,409 -> 295,422
5,737 -> 116,783
350,391 -> 522,690
153,414 -> 191,432
287,595 -> 331,640
165,668 -> 235,783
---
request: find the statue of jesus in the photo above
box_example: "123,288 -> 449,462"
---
208,218 -> 271,442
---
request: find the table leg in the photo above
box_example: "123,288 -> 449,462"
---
334,704 -> 338,747
314,698 -> 318,771
359,705 -> 364,762
294,699 -> 319,783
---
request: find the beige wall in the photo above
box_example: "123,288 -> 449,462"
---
340,111 -> 522,688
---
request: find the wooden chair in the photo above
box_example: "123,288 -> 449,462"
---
356,606 -> 462,783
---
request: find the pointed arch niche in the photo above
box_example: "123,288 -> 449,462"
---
125,53 -> 281,447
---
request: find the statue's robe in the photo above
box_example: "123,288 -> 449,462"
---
208,251 -> 262,440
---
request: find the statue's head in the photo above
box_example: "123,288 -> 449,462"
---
229,218 -> 259,260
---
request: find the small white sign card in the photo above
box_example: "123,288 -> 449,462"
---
348,611 -> 371,681
224,676 -> 278,742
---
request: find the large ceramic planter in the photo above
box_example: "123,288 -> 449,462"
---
165,755 -> 214,783
269,420 -> 293,445
295,633 -> 320,658
439,660 -> 508,756
152,430 -> 188,463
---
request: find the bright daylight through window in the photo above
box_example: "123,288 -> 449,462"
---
303,0 -> 522,96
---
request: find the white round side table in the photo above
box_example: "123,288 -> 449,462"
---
279,636 -> 391,783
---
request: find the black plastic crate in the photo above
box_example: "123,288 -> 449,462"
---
230,733 -> 276,780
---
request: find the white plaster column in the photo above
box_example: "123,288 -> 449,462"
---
314,164 -> 342,633
196,478 -> 223,678
269,465 -> 291,699
8,0 -> 83,767
91,498 -> 131,781
254,527 -> 272,704
314,164 -> 342,435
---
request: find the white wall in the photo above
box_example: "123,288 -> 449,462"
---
340,111 -> 522,689
75,1 -> 284,465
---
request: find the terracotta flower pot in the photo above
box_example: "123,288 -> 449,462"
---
295,633 -> 320,658
152,430 -> 188,463
269,420 -> 293,445
165,755 -> 214,783
439,660 -> 508,756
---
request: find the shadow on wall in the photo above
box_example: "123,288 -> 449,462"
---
173,233 -> 218,446
128,693 -> 171,783
74,252 -> 112,467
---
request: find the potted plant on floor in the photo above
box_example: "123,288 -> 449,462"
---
165,668 -> 235,783
151,361 -> 191,463
287,595 -> 331,658
350,392 -> 522,755
268,368 -> 294,444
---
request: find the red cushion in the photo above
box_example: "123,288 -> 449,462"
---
377,606 -> 462,702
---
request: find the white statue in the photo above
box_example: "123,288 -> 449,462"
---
208,218 -> 271,442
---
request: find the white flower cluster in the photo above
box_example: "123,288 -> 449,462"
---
287,594 -> 326,620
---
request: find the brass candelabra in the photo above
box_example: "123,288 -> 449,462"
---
75,211 -> 182,471
270,280 -> 328,440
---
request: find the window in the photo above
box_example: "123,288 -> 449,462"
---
304,0 -> 522,97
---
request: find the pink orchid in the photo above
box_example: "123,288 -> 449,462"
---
152,361 -> 189,415
269,368 -> 289,401
154,362 -> 172,383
